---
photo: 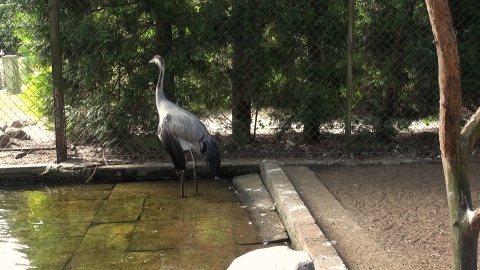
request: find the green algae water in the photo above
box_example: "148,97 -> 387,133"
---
0,179 -> 266,269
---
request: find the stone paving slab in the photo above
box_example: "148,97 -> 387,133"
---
94,197 -> 145,223
2,159 -> 434,269
0,177 -> 275,270
76,223 -> 135,254
232,173 -> 288,244
260,160 -> 347,270
65,253 -> 125,270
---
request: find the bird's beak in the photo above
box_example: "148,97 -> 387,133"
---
149,58 -> 155,64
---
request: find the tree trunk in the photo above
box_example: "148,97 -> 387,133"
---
230,0 -> 252,145
425,1 -> 480,269
154,18 -> 175,102
303,43 -> 322,143
302,0 -> 326,143
377,0 -> 415,141
147,0 -> 175,102
231,43 -> 251,145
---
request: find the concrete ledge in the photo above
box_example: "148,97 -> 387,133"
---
260,160 -> 347,270
0,157 -> 447,182
0,157 -> 462,182
0,160 -> 259,182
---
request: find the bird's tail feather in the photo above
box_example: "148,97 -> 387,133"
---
202,137 -> 221,176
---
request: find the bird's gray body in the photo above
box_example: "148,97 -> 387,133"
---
150,55 -> 221,197
157,100 -> 209,156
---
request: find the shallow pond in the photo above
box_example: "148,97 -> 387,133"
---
0,178 -> 268,269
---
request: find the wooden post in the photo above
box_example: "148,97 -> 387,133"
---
3,55 -> 21,95
0,57 -> 4,90
48,0 -> 67,163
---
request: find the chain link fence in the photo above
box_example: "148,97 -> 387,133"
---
1,0 -> 479,165
1,0 -> 56,164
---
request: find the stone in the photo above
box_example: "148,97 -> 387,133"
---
9,119 -> 24,128
4,127 -> 30,140
286,140 -> 295,147
0,132 -> 10,147
13,151 -> 28,159
227,246 -> 314,270
232,174 -> 288,244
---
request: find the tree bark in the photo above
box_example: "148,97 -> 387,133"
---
146,0 -> 175,102
154,18 -> 175,102
230,0 -> 253,145
303,42 -> 322,143
425,1 -> 480,269
302,0 -> 326,143
231,30 -> 251,144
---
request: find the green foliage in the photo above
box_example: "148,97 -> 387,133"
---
20,65 -> 54,126
4,0 -> 479,149
354,0 -> 439,138
0,2 -> 21,53
0,1 -> 52,126
451,0 -> 480,111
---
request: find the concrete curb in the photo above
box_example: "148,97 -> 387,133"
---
0,160 -> 260,182
260,160 -> 347,270
0,157 -> 446,182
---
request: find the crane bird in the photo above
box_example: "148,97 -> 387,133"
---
149,54 -> 221,197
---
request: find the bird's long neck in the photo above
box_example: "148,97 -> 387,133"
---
155,65 -> 166,108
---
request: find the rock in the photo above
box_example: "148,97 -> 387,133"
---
227,246 -> 314,270
286,140 -> 295,147
9,119 -> 24,128
14,151 -> 28,159
0,132 -> 10,147
24,119 -> 37,126
4,127 -> 30,140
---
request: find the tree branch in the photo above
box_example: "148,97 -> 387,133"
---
468,208 -> 480,233
461,107 -> 480,158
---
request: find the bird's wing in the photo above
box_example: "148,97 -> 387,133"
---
159,125 -> 186,172
159,102 -> 210,154
158,101 -> 221,176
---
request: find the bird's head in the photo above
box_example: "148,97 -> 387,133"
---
149,55 -> 164,69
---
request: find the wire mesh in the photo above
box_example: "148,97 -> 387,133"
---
1,0 -> 479,165
0,1 -> 56,164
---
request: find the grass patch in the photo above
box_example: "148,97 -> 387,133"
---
0,86 -> 41,123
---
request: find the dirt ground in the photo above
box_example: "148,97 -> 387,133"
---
312,161 -> 480,270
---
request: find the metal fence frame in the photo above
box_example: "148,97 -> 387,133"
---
2,0 -> 479,164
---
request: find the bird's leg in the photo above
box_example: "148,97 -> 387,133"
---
189,151 -> 198,195
180,170 -> 185,198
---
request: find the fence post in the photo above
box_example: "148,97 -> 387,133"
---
345,0 -> 354,156
48,0 -> 67,163
0,56 -> 3,90
2,55 -> 21,95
